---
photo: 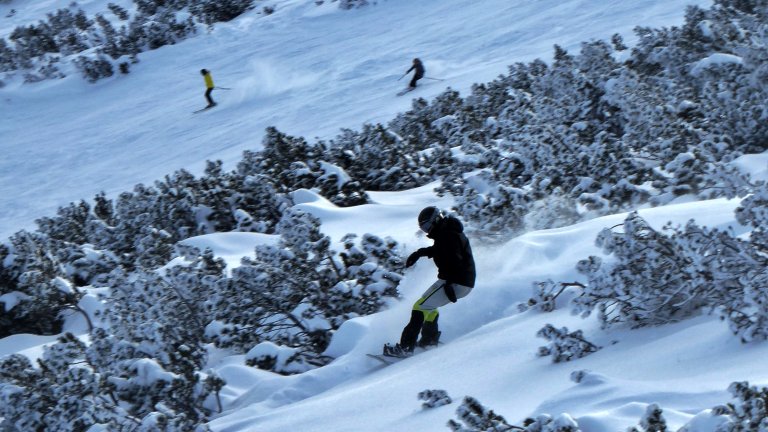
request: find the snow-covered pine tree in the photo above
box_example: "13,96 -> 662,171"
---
330,232 -> 403,323
627,403 -> 668,432
258,127 -> 318,186
650,146 -> 753,206
573,209 -> 768,341
107,3 -> 130,20
715,187 -> 768,342
204,209 -> 335,367
450,169 -> 530,242
0,334 -> 114,431
36,200 -> 92,244
87,269 -> 220,429
387,94 -> 452,151
205,208 -> 402,373
0,37 -> 17,72
329,123 -> 430,191
735,185 -> 768,257
338,0 -> 370,10
447,396 -> 516,432
74,54 -> 114,82
314,160 -> 370,207
418,389 -> 453,409
573,212 -> 711,328
712,381 -> 768,431
248,127 -> 370,206
525,414 -> 582,432
0,231 -> 77,336
165,246 -> 228,322
189,0 -> 254,24
233,173 -> 291,233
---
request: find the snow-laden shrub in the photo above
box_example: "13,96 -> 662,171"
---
660,381 -> 768,432
713,381 -> 768,431
451,169 -> 530,242
204,209 -> 403,371
573,210 -> 768,340
525,414 -> 581,432
448,396 -> 515,432
536,324 -> 600,363
418,389 -> 453,409
338,0 -> 371,9
245,341 -> 317,375
574,213 -> 724,328
524,280 -> 584,313
74,55 -> 113,82
190,0 -> 254,24
627,403 -> 668,432
0,331 -> 220,431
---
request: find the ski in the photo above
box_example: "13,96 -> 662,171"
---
193,104 -> 217,114
396,87 -> 416,96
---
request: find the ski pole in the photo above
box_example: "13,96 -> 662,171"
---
424,77 -> 444,81
398,73 -> 407,81
216,86 -> 232,90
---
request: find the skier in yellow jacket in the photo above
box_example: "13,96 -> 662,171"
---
200,69 -> 216,108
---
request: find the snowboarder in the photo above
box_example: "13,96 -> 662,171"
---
200,69 -> 216,108
383,206 -> 476,357
405,58 -> 424,88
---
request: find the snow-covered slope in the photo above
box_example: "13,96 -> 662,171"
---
12,1 -> 768,431
1,0 -> 711,240
206,192 -> 756,432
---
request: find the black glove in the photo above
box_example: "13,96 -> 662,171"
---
405,251 -> 421,268
444,283 -> 457,303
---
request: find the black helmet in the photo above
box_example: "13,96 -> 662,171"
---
200,69 -> 208,75
418,206 -> 443,234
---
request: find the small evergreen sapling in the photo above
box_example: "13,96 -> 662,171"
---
418,389 -> 453,409
536,324 -> 600,363
447,397 -> 583,432
714,381 -> 768,431
627,403 -> 668,432
447,396 -> 517,431
525,280 -> 585,313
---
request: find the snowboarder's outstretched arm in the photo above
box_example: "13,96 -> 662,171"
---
405,247 -> 432,267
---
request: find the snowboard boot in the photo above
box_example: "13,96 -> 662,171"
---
418,315 -> 440,348
383,343 -> 413,358
418,331 -> 441,349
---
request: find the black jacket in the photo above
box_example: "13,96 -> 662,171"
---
407,62 -> 425,79
420,216 -> 476,288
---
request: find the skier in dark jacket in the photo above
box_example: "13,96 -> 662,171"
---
406,58 -> 425,88
383,206 -> 476,357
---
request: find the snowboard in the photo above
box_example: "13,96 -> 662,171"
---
367,353 -> 404,366
368,340 -> 443,366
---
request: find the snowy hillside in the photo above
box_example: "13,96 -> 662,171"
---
7,0 -> 768,431
1,0 -> 712,240
207,193 -> 758,432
